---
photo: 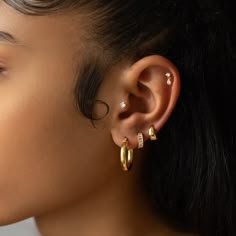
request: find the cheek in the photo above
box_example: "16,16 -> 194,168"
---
0,70 -> 115,225
0,81 -> 70,222
0,71 -> 82,224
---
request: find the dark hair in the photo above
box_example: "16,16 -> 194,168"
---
4,0 -> 236,235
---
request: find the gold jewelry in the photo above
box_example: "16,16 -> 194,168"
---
120,138 -> 133,171
149,126 -> 157,140
165,72 -> 172,86
137,133 -> 144,149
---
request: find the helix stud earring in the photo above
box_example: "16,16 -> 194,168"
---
137,133 -> 144,149
149,126 -> 157,140
120,138 -> 133,171
166,72 -> 172,86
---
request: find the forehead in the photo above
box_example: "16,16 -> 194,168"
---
0,1 -> 82,51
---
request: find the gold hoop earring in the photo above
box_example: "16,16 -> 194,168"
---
120,138 -> 133,171
149,126 -> 157,140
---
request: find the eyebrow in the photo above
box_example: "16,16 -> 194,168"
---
0,31 -> 19,44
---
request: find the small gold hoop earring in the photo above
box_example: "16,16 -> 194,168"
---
149,126 -> 157,140
120,138 -> 133,171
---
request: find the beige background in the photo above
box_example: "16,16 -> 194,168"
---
0,218 -> 41,236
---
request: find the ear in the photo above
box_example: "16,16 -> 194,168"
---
110,55 -> 181,149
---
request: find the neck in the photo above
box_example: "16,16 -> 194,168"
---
35,161 -> 191,236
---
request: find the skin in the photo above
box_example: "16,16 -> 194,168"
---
0,1 -> 195,236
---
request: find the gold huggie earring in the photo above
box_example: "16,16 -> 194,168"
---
120,138 -> 133,171
149,126 -> 157,140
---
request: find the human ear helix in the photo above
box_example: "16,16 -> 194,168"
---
120,138 -> 133,171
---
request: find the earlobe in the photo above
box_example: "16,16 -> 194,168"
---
111,55 -> 181,151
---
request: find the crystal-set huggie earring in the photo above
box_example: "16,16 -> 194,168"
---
137,133 -> 144,149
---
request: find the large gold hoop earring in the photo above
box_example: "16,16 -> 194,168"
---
120,138 -> 133,171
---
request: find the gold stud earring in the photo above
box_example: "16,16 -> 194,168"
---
149,126 -> 157,140
120,101 -> 127,109
166,72 -> 172,86
120,138 -> 133,171
137,133 -> 144,149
